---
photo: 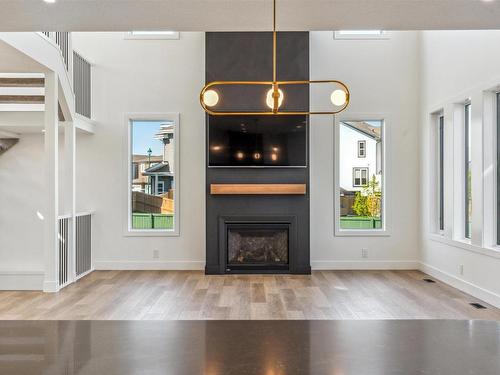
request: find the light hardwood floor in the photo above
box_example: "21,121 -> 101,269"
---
0,270 -> 499,320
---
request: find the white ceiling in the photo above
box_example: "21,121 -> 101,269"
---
1,0 -> 500,32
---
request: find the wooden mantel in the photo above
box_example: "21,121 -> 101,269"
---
210,184 -> 307,195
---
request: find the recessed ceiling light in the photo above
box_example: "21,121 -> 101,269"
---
44,0 -> 56,3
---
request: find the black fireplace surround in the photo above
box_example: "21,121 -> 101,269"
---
205,32 -> 311,274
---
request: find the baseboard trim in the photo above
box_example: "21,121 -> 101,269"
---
94,260 -> 205,271
0,270 -> 44,291
419,262 -> 500,309
43,280 -> 59,293
311,260 -> 420,270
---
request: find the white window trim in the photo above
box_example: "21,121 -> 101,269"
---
429,110 -> 445,236
124,31 -> 180,40
333,30 -> 390,40
334,115 -> 391,237
352,167 -> 369,187
123,113 -> 180,237
357,140 -> 366,158
157,180 -> 165,195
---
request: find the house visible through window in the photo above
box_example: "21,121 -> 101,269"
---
465,104 -> 472,239
130,120 -> 176,231
358,140 -> 366,158
338,120 -> 384,231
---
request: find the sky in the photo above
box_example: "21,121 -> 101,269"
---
132,120 -> 164,156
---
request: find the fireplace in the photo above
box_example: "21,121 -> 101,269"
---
227,224 -> 289,270
219,216 -> 298,273
205,32 -> 311,275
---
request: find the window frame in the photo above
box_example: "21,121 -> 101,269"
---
124,31 -> 180,40
333,30 -> 390,40
464,103 -> 472,239
334,115 -> 391,237
438,114 -> 445,232
497,92 -> 500,245
357,140 -> 366,158
352,167 -> 369,187
123,113 -> 180,237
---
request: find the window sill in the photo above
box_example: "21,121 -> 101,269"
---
335,229 -> 391,237
428,234 -> 500,259
124,229 -> 179,237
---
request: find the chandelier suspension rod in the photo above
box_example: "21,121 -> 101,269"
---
273,0 -> 277,83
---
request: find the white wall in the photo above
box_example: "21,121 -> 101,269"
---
70,31 -> 421,271
310,31 -> 421,269
420,31 -> 500,307
0,134 -> 45,289
72,32 -> 206,269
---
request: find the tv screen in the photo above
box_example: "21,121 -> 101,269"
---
208,115 -> 307,167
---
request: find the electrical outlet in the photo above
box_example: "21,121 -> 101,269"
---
361,248 -> 368,258
153,249 -> 160,260
459,265 -> 464,275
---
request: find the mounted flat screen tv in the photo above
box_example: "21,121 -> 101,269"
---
208,115 -> 307,167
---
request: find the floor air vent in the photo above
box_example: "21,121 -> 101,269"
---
423,278 -> 436,283
470,303 -> 487,309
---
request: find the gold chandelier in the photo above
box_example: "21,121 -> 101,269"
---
200,0 -> 350,116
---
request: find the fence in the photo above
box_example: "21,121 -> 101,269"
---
132,191 -> 174,214
340,216 -> 382,229
132,213 -> 174,230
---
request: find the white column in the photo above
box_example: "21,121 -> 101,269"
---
43,71 -> 60,293
64,121 -> 76,282
451,103 -> 465,241
482,91 -> 497,248
470,92 -> 484,247
442,104 -> 454,239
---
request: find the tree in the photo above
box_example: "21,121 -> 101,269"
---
352,175 -> 381,218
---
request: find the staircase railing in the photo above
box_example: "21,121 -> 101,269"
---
76,212 -> 93,279
58,214 -> 70,287
40,32 -> 71,71
73,51 -> 92,119
40,32 -> 93,119
57,211 -> 93,289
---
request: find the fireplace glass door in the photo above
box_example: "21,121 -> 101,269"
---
226,224 -> 289,270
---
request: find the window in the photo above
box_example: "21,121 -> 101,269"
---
358,140 -> 366,158
465,104 -> 472,239
438,115 -> 444,232
337,120 -> 384,233
157,181 -> 165,195
133,163 -> 139,180
125,31 -> 179,40
334,30 -> 389,40
353,167 -> 369,187
127,115 -> 178,235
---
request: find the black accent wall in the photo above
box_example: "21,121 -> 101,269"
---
205,32 -> 311,274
